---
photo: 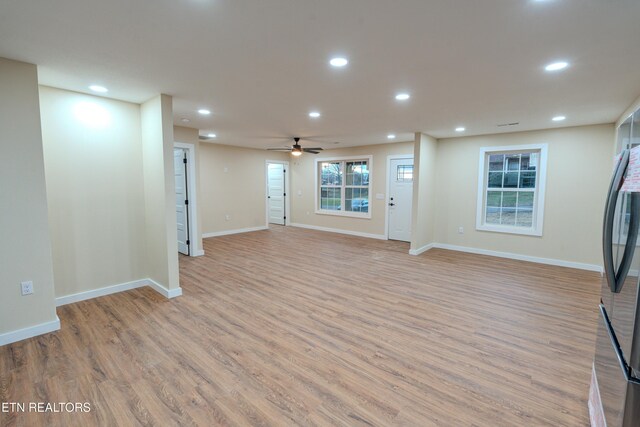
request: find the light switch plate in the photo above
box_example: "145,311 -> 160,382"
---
376,193 -> 385,200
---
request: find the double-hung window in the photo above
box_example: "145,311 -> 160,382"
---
316,156 -> 372,218
476,144 -> 548,236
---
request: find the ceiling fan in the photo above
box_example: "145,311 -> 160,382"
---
267,137 -> 323,156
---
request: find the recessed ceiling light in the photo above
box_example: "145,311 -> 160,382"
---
387,134 -> 396,139
207,133 -> 217,138
455,127 -> 466,132
395,93 -> 411,101
309,111 -> 321,118
180,118 -> 190,123
89,85 -> 108,93
545,61 -> 569,72
552,115 -> 566,122
329,57 -> 348,67
198,109 -> 211,115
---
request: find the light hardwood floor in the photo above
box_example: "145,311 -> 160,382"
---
1,227 -> 601,426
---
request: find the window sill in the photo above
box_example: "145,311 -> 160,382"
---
315,210 -> 372,219
476,224 -> 542,237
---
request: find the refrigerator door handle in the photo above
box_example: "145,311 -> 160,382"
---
603,149 -> 634,293
616,193 -> 640,291
600,304 -> 640,384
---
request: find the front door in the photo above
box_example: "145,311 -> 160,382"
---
268,163 -> 286,225
174,148 -> 190,255
388,157 -> 414,242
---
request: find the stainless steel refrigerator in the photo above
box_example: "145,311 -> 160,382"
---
593,110 -> 640,427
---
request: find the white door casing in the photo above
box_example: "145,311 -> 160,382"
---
267,163 -> 286,225
174,148 -> 190,255
388,157 -> 414,242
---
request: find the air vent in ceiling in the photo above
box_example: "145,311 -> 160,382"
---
497,122 -> 520,127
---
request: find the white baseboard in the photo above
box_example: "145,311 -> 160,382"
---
432,243 -> 603,273
409,243 -> 434,256
202,226 -> 268,239
289,223 -> 387,240
0,316 -> 61,347
192,249 -> 205,257
146,278 -> 183,299
56,279 -> 148,306
56,278 -> 182,307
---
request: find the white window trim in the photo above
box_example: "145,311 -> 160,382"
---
315,155 -> 373,219
475,143 -> 548,237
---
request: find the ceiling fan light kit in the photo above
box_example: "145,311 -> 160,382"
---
267,137 -> 324,156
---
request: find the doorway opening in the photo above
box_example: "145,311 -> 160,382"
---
174,142 -> 201,256
386,155 -> 414,242
266,160 -> 290,227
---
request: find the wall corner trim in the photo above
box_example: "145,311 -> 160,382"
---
289,223 -> 387,240
146,278 -> 183,299
55,278 -> 182,308
0,316 -> 61,347
409,243 -> 434,256
202,226 -> 269,239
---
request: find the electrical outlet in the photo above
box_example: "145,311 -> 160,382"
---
225,214 -> 230,221
458,227 -> 464,234
21,281 -> 33,296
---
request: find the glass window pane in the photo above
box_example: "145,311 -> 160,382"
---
517,192 -> 534,209
504,172 -> 519,188
321,162 -> 342,186
500,208 -> 516,226
520,154 -> 532,170
506,155 -> 520,171
529,153 -> 539,171
489,155 -> 504,171
502,192 -> 517,208
346,161 -> 369,186
320,187 -> 341,210
486,206 -> 501,224
487,191 -> 502,207
488,172 -> 503,188
516,209 -> 533,227
519,171 -> 536,188
397,165 -> 413,181
346,188 -> 368,213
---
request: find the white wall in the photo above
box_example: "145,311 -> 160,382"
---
199,143 -> 289,234
411,133 -> 438,252
40,86 -> 147,298
0,58 -> 58,340
433,124 -> 614,267
290,142 -> 414,237
141,95 -> 180,290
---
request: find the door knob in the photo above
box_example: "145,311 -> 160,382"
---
389,203 -> 395,206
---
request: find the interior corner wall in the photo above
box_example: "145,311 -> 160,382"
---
141,95 -> 179,290
290,141 -> 414,237
39,86 -> 147,298
617,94 -> 640,128
174,126 -> 203,252
433,124 -> 614,266
199,143 -> 289,234
410,133 -> 438,251
0,58 -> 57,336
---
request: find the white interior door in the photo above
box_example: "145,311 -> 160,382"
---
267,163 -> 286,225
174,148 -> 190,255
388,157 -> 414,242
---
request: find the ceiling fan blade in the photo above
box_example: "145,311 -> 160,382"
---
303,147 -> 323,151
267,148 -> 291,151
304,150 -> 321,154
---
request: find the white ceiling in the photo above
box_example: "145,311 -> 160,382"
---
1,0 -> 639,149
